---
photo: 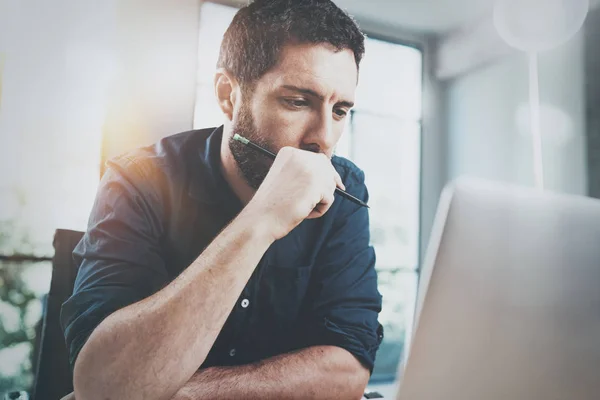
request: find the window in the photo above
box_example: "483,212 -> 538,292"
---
347,39 -> 422,381
194,2 -> 423,383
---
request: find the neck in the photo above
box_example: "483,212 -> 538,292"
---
220,126 -> 256,206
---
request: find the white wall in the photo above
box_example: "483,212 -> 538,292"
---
0,0 -> 201,252
0,0 -> 118,252
102,0 -> 201,162
445,32 -> 588,196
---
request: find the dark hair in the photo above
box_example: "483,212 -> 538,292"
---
217,0 -> 365,90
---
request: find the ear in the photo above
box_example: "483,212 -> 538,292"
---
214,68 -> 239,121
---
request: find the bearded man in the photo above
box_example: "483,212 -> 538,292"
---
61,1 -> 384,399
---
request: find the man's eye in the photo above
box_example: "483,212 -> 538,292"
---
284,98 -> 309,108
334,109 -> 348,118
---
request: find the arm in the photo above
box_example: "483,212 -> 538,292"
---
300,166 -> 384,376
72,205 -> 275,400
172,346 -> 368,400
170,167 -> 379,400
66,148 -> 345,400
60,346 -> 366,400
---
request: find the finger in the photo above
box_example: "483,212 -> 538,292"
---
320,154 -> 344,191
307,203 -> 327,219
307,189 -> 335,219
333,170 -> 346,191
306,208 -> 323,219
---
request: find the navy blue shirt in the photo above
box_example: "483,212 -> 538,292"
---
61,126 -> 383,374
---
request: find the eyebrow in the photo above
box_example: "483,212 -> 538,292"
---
281,85 -> 354,108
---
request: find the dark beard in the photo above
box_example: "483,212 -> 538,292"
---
229,104 -> 276,189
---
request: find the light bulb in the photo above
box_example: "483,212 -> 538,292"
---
494,0 -> 589,52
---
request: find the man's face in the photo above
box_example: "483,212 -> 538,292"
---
229,42 -> 358,189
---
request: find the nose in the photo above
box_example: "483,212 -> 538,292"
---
301,108 -> 337,155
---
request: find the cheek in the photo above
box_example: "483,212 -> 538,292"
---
262,117 -> 304,146
253,103 -> 309,144
333,121 -> 345,137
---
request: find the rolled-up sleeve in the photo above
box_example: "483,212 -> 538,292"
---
302,168 -> 384,374
60,155 -> 170,370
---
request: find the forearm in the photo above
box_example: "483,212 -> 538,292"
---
172,346 -> 369,400
74,210 -> 275,400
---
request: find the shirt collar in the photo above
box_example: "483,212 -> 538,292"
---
187,126 -> 242,212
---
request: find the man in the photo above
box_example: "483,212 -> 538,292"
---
60,0 -> 383,399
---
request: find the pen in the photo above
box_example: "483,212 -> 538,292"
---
233,133 -> 370,208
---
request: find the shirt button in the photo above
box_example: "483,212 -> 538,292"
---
241,298 -> 250,308
229,348 -> 236,357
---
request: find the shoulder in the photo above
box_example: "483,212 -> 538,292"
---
106,128 -> 214,177
98,128 -> 218,213
103,128 -> 218,195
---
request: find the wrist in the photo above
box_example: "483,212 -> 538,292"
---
235,205 -> 279,245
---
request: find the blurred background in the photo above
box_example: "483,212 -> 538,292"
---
0,0 -> 598,394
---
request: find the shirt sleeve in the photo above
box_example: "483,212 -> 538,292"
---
60,155 -> 170,370
301,167 -> 384,375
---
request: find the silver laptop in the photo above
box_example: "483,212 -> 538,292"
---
393,177 -> 600,400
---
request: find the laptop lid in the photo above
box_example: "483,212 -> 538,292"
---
397,178 -> 600,400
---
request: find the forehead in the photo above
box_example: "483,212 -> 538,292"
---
257,42 -> 358,101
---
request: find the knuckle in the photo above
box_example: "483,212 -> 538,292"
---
280,146 -> 294,158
